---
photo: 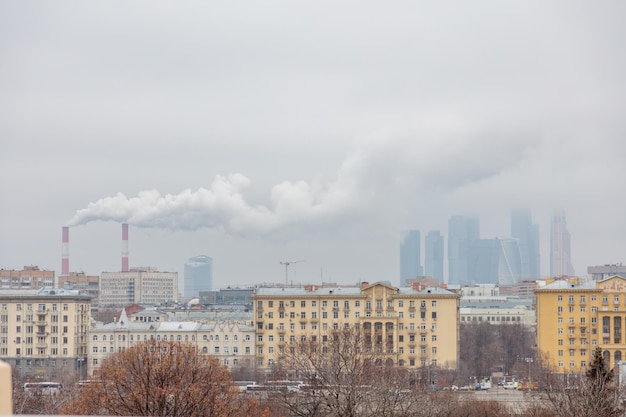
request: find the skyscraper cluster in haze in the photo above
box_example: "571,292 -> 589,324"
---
400,208 -> 575,286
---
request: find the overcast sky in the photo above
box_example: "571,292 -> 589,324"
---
1,1 -> 625,290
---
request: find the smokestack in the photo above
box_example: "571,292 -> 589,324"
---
122,223 -> 129,272
62,226 -> 69,276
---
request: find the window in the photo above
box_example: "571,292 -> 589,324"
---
301,301 -> 306,308
431,301 -> 437,307
557,295 -> 563,301
214,347 -> 220,353
322,301 -> 327,309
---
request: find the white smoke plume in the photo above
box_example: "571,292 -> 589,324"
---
67,134 -> 539,236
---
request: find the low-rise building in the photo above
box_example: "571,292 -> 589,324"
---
88,309 -> 255,375
252,281 -> 460,371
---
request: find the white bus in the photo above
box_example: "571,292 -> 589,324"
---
23,382 -> 63,396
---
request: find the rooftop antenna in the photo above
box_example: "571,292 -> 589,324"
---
280,260 -> 305,286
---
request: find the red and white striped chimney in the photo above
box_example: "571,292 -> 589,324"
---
62,226 -> 69,276
121,223 -> 129,272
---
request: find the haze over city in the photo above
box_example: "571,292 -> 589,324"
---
2,1 -> 625,289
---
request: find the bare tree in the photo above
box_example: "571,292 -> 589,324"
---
62,339 -> 270,417
543,348 -> 624,417
267,325 -> 437,417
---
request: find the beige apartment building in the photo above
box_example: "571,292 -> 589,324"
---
99,267 -> 178,308
0,288 -> 91,379
252,282 -> 460,371
0,266 -> 55,289
88,308 -> 255,375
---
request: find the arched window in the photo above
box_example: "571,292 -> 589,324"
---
385,358 -> 394,367
615,351 -> 622,362
604,350 -> 611,364
202,347 -> 208,354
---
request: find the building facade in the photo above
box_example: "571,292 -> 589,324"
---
550,209 -> 575,277
511,208 -> 540,279
400,230 -> 422,285
252,282 -> 460,371
88,309 -> 255,375
0,288 -> 91,380
448,215 -> 479,285
535,276 -> 626,373
99,267 -> 178,308
588,264 -> 626,281
424,231 -> 444,282
0,266 -> 55,290
184,255 -> 213,300
60,272 -> 100,312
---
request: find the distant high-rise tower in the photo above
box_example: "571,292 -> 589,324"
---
550,209 -> 575,277
400,230 -> 422,286
511,208 -> 540,279
467,238 -> 522,285
424,231 -> 444,281
184,255 -> 213,300
448,215 -> 479,284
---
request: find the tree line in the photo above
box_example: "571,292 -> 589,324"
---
11,322 -> 626,417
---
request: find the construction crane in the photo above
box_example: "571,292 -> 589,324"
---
280,260 -> 305,286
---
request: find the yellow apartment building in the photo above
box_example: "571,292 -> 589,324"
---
252,282 -> 460,371
535,275 -> 626,373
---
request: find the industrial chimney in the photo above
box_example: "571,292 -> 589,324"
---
121,223 -> 129,272
62,226 -> 69,276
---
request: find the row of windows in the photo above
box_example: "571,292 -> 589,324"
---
91,343 -> 251,357
259,310 -> 438,321
258,300 -> 438,309
259,322 -> 439,333
557,294 -> 626,305
461,316 -> 522,322
6,325 -> 71,334
92,333 -> 254,342
261,357 -> 437,368
0,347 -> 71,356
1,303 -> 70,311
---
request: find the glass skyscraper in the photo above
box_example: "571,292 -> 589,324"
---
400,230 -> 422,286
183,255 -> 213,300
447,215 -> 479,284
511,208 -> 540,279
550,209 -> 575,277
424,230 -> 444,281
